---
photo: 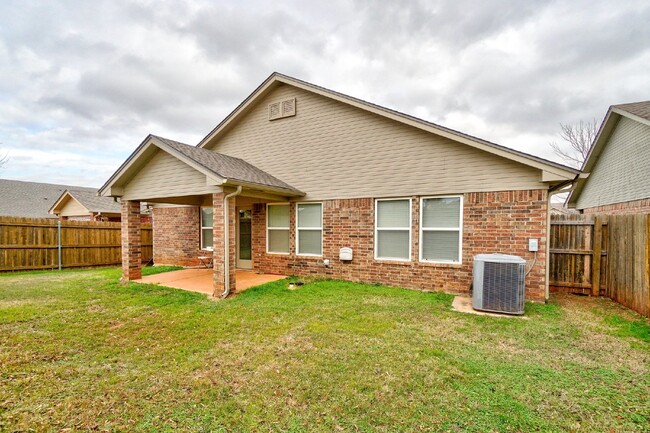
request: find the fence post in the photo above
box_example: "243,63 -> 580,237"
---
591,215 -> 603,296
645,214 -> 650,317
57,220 -> 62,271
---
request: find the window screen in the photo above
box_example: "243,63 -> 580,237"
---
267,204 -> 290,253
201,207 -> 213,249
297,203 -> 322,255
420,197 -> 462,263
375,199 -> 411,260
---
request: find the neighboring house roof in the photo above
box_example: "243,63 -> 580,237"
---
0,179 -> 98,219
568,100 -> 650,209
613,101 -> 650,123
48,188 -> 123,216
99,135 -> 305,198
197,72 -> 579,182
550,203 -> 578,215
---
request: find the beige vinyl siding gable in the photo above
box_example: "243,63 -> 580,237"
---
58,197 -> 89,217
122,150 -> 220,201
205,84 -> 546,200
576,117 -> 650,210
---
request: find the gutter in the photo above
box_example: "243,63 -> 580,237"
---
218,186 -> 243,298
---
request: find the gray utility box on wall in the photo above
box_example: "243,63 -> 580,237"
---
472,254 -> 526,315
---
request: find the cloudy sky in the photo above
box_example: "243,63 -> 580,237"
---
1,0 -> 649,187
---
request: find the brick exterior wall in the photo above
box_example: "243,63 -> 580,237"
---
121,200 -> 142,281
154,189 -> 548,302
252,190 -> 548,302
212,193 -> 237,295
153,206 -> 202,266
582,198 -> 650,215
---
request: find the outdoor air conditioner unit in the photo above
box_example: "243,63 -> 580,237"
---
472,254 -> 526,315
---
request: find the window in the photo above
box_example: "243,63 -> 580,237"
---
375,198 -> 411,261
267,204 -> 290,254
200,207 -> 213,249
420,196 -> 463,263
296,203 -> 322,256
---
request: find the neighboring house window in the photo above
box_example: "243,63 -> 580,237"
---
267,204 -> 290,254
420,196 -> 463,263
296,203 -> 323,256
201,207 -> 213,249
375,198 -> 411,261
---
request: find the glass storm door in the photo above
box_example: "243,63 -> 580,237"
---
237,209 -> 253,269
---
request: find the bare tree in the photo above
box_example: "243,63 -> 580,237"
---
0,152 -> 7,172
550,119 -> 599,168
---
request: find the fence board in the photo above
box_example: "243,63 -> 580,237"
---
0,216 -> 152,271
551,213 -> 648,317
591,216 -> 604,296
549,214 -> 595,292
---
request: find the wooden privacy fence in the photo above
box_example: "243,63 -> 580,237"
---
0,216 -> 152,271
550,213 -> 650,317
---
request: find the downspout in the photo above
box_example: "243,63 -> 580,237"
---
545,180 -> 575,302
221,185 -> 243,298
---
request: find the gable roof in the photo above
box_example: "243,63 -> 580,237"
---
0,179 -> 97,219
198,72 -> 579,182
567,100 -> 650,207
48,188 -> 123,215
99,135 -> 304,197
613,101 -> 650,123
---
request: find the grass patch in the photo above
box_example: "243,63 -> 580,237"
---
0,269 -> 648,432
605,315 -> 650,342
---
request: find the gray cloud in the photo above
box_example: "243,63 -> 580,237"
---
0,0 -> 649,185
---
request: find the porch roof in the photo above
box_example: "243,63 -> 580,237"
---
99,134 -> 305,199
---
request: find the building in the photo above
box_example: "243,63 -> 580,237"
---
568,101 -> 650,214
100,73 -> 578,301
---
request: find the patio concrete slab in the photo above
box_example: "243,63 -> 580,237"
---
451,296 -> 528,319
136,269 -> 285,296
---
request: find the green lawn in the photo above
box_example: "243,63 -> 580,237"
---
1,268 -> 648,432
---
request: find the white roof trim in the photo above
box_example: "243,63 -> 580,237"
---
611,107 -> 650,128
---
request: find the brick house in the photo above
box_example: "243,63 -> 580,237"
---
568,101 -> 650,215
99,73 -> 578,301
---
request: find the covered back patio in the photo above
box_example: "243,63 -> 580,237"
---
137,269 -> 286,295
99,135 -> 304,297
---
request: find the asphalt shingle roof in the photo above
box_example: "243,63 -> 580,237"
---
63,188 -> 122,213
153,135 -> 304,195
614,101 -> 650,122
0,179 -> 97,218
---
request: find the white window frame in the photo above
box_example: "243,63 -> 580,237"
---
419,195 -> 463,264
374,198 -> 412,262
266,203 -> 290,255
200,206 -> 213,250
296,202 -> 323,257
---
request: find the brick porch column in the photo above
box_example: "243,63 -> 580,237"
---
212,193 -> 236,296
121,199 -> 142,281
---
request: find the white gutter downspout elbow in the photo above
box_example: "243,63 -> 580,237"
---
221,185 -> 243,298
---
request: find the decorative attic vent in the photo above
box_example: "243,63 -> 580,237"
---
268,102 -> 281,120
282,98 -> 295,116
268,98 -> 296,120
